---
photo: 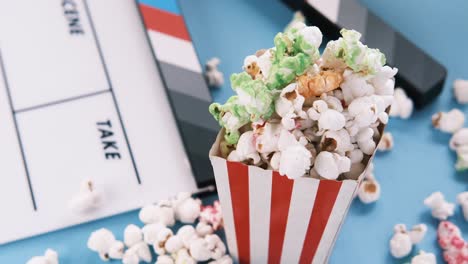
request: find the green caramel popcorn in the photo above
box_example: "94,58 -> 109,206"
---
209,96 -> 250,144
323,29 -> 386,75
231,72 -> 276,121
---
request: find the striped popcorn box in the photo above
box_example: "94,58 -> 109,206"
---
209,129 -> 378,264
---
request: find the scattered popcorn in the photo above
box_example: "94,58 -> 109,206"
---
457,192 -> 468,221
209,26 -> 395,181
189,238 -> 212,262
389,224 -> 413,258
411,251 -> 436,264
437,221 -> 468,264
124,224 -> 143,247
432,108 -> 465,133
377,132 -> 393,152
26,249 -> 58,264
174,248 -> 196,264
153,227 -> 174,255
454,79 -> 468,104
424,192 -> 455,220
205,234 -> 226,260
87,228 -> 117,261
177,225 -> 199,249
108,241 -> 125,259
390,87 -> 413,119
173,192 -> 202,224
142,223 -> 165,244
357,178 -> 380,203
408,224 -> 427,244
196,222 -> 214,237
165,235 -> 184,254
205,57 -> 224,88
139,200 -> 175,226
199,201 -> 223,230
69,179 -> 101,213
449,128 -> 468,171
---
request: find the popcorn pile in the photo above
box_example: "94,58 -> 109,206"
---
87,193 -> 230,264
209,25 -> 397,180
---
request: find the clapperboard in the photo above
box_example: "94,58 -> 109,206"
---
0,0 -> 215,244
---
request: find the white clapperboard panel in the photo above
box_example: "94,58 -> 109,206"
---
0,0 -> 197,244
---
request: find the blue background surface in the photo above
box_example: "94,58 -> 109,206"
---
1,0 -> 467,263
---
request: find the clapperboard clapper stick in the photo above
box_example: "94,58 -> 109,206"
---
282,0 -> 447,108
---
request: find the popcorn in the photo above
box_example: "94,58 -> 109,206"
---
173,248 -> 196,264
205,234 -> 227,260
424,192 -> 455,220
377,132 -> 393,152
199,201 -> 223,230
437,221 -> 468,264
153,227 -> 174,255
208,255 -> 233,264
449,128 -> 468,151
411,251 -> 436,264
26,249 -> 58,264
155,255 -> 175,264
389,224 -> 413,258
314,151 -> 351,179
205,57 -> 224,88
69,179 -> 101,213
390,88 -> 413,119
165,235 -> 184,254
189,238 -> 212,262
139,200 -> 175,226
172,192 -> 201,224
408,224 -> 428,244
124,224 -> 143,247
457,192 -> 468,221
196,222 -> 214,237
87,228 -> 117,261
357,178 -> 380,203
177,225 -> 199,248
142,223 -> 165,244
209,25 -> 395,184
453,79 -> 468,104
108,241 -> 125,259
432,109 -> 465,133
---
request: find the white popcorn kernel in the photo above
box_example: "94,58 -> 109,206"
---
139,201 -> 175,226
209,255 -> 234,264
153,227 -> 174,255
411,250 -> 436,264
124,224 -> 143,247
174,248 -> 196,264
457,192 -> 468,221
270,152 -> 281,171
196,222 -> 214,237
454,79 -> 468,104
432,109 -> 465,133
281,112 -> 297,130
87,228 -> 116,257
165,235 -> 184,254
156,255 -> 175,264
229,131 -> 261,164
142,222 -> 165,244
357,179 -> 380,203
275,83 -> 305,118
108,241 -> 124,259
322,129 -> 354,155
173,192 -> 202,224
408,224 -> 427,244
318,109 -> 346,131
357,127 -> 376,155
177,225 -> 199,248
254,122 -> 282,153
424,192 -> 455,220
69,179 -> 101,213
205,58 -> 224,88
347,148 -> 363,164
189,238 -> 212,262
390,88 -> 413,119
314,151 -> 351,179
449,128 -> 468,151
135,242 -> 152,263
377,132 -> 393,152
390,224 -> 412,258
122,250 -> 139,264
279,145 -> 312,179
26,249 -> 59,264
298,26 -> 322,51
205,234 -> 226,260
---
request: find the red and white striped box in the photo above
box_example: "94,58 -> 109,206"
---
209,129 -> 378,264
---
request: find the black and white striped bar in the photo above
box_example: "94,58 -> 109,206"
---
283,0 -> 447,108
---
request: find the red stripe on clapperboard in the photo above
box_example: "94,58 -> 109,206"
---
227,162 -> 250,264
299,180 -> 343,264
268,171 -> 294,264
139,4 -> 191,41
